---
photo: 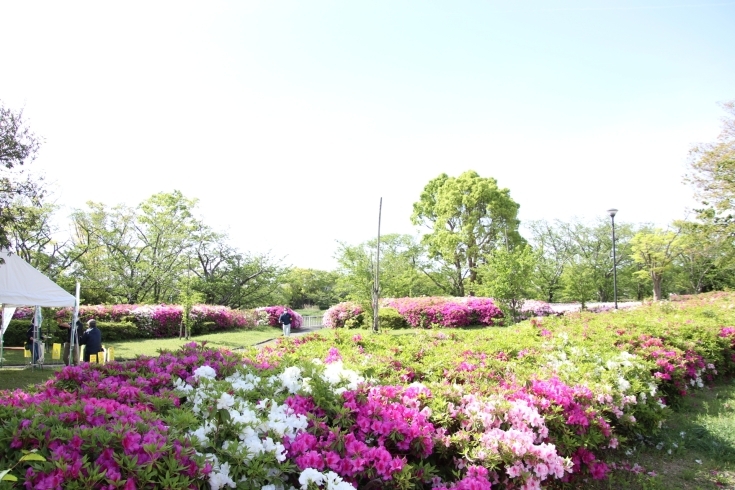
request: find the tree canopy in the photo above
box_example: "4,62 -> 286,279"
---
411,170 -> 523,296
687,101 -> 735,225
0,102 -> 44,254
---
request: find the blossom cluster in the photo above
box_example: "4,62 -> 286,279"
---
0,342 -> 240,488
381,297 -> 503,328
322,302 -> 363,328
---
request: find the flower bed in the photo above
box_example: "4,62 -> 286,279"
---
2,293 -> 735,489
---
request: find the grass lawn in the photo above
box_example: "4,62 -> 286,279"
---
107,326 -> 281,360
0,366 -> 61,391
588,377 -> 735,490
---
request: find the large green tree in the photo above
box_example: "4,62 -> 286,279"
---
70,191 -> 200,303
631,228 -> 681,301
411,170 -> 523,296
671,220 -> 735,294
476,244 -> 537,322
0,102 -> 44,256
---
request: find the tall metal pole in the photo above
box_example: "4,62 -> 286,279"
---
372,198 -> 382,333
608,209 -> 618,309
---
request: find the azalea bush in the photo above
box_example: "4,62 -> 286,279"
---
322,302 -> 364,329
382,296 -> 503,328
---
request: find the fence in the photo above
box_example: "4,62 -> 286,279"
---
301,315 -> 324,328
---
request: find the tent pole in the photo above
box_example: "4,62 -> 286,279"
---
69,282 -> 80,367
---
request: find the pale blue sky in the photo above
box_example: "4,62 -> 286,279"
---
1,1 -> 734,270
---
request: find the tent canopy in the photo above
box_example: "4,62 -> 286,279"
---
0,250 -> 75,308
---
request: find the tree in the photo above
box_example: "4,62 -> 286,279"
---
3,197 -> 86,280
411,171 -> 523,296
526,220 -> 574,302
136,191 -> 199,302
631,229 -> 681,301
335,234 -> 442,304
70,191 -> 200,303
192,250 -> 287,308
189,225 -> 286,308
672,220 -> 735,294
476,244 -> 537,323
686,101 -> 735,226
0,102 -> 44,255
561,259 -> 598,309
282,268 -> 341,310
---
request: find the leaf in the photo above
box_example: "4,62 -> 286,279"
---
19,453 -> 46,462
0,470 -> 18,481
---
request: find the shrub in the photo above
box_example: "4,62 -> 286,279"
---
383,296 -> 504,328
323,302 -> 364,328
365,307 -> 408,330
95,321 -> 141,342
3,319 -> 35,347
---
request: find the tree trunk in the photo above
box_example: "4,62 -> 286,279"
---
652,274 -> 663,301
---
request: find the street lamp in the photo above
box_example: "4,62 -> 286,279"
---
607,208 -> 618,309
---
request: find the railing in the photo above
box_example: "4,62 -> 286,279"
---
301,315 -> 324,328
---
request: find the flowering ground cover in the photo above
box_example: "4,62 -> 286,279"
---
1,293 -> 734,489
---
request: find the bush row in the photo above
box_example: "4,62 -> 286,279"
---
323,296 -> 505,329
2,304 -> 303,345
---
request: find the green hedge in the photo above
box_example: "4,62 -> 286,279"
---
2,320 -> 55,347
96,321 -> 141,342
1,319 -> 142,346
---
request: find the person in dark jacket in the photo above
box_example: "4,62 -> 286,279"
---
57,319 -> 81,366
80,319 -> 103,363
278,307 -> 292,337
25,322 -> 42,364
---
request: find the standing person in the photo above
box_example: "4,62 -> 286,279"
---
80,319 -> 103,363
25,322 -> 42,365
57,319 -> 81,366
278,307 -> 292,337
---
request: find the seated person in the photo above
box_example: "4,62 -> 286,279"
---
79,319 -> 103,363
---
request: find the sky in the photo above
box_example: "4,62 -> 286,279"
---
1,0 -> 734,271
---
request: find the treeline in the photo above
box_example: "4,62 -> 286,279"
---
2,100 -> 734,312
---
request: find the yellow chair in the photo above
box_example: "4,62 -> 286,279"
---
106,346 -> 115,362
89,354 -> 98,364
52,343 -> 61,360
24,348 -> 31,358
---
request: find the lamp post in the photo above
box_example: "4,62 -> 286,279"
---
607,208 -> 618,309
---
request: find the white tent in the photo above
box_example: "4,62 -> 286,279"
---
0,250 -> 76,308
0,250 -> 77,365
